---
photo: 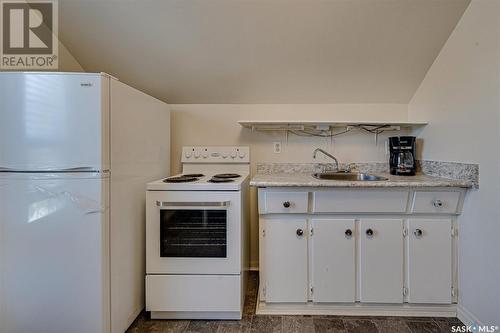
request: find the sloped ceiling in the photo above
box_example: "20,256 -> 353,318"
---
58,0 -> 470,104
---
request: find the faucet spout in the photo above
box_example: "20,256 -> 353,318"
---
313,148 -> 339,171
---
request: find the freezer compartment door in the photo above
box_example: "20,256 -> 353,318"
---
0,173 -> 110,333
0,73 -> 109,171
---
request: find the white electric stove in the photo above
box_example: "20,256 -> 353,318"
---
145,146 -> 250,320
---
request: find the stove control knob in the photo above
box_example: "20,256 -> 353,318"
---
194,151 -> 201,158
230,151 -> 237,159
184,151 -> 192,158
238,151 -> 246,158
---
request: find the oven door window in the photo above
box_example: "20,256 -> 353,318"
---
160,209 -> 227,258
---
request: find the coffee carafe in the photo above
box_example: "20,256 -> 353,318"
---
389,136 -> 416,176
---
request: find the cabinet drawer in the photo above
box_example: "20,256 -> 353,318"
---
312,189 -> 409,213
262,191 -> 309,213
146,275 -> 240,312
411,191 -> 461,214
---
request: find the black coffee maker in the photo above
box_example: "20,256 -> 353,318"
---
389,136 -> 416,176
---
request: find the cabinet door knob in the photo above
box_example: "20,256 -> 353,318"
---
414,228 -> 423,237
432,200 -> 443,208
296,228 -> 304,237
283,201 -> 291,208
345,229 -> 352,238
366,228 -> 374,237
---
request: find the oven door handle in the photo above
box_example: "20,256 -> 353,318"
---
156,201 -> 231,207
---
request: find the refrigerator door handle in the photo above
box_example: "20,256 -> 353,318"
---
0,167 -> 103,173
53,167 -> 101,172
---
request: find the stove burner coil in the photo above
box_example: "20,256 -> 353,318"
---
208,178 -> 234,183
163,176 -> 198,183
213,173 -> 241,179
182,173 -> 204,178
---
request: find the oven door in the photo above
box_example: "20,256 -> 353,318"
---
146,190 -> 241,274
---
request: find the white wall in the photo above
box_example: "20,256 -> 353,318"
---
408,0 -> 500,325
170,104 -> 408,172
57,40 -> 84,72
171,103 -> 408,267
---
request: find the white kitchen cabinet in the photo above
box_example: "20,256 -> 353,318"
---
257,187 -> 465,316
263,219 -> 308,303
359,219 -> 404,303
311,219 -> 356,303
407,219 -> 452,304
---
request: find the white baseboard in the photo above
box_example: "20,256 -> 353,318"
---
256,290 -> 457,317
257,301 -> 457,317
457,304 -> 483,326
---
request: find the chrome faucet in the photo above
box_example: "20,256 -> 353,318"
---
313,148 -> 339,172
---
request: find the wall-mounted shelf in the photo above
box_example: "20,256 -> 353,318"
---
238,120 -> 427,144
238,120 -> 427,132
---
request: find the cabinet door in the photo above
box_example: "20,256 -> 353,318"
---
311,219 -> 356,302
263,219 -> 308,303
359,219 -> 404,303
408,219 -> 452,304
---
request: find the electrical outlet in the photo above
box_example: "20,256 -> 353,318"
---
273,142 -> 281,154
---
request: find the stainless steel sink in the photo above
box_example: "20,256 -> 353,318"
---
312,172 -> 388,181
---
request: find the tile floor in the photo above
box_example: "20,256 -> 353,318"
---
126,272 -> 464,333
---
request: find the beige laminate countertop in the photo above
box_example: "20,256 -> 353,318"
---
250,172 -> 473,188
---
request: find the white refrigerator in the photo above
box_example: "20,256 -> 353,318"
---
0,72 -> 171,333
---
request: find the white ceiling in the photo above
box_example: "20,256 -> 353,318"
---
59,0 -> 470,104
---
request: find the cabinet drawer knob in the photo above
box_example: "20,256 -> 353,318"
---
345,229 -> 352,238
432,200 -> 443,208
296,228 -> 304,237
366,229 -> 374,237
414,228 -> 423,237
283,201 -> 291,208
